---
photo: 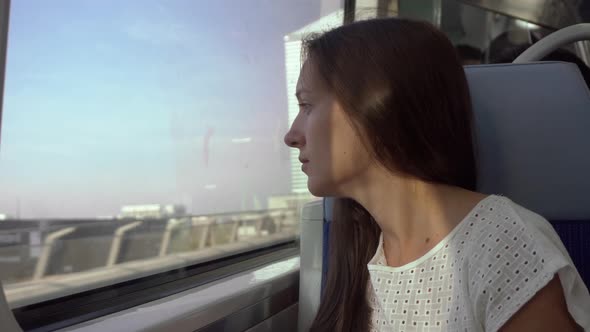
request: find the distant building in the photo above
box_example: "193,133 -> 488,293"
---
284,10 -> 344,194
0,213 -> 12,220
119,204 -> 187,219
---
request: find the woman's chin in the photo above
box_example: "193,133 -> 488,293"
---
307,177 -> 338,197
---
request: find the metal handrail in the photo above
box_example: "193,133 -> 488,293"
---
515,23 -> 590,63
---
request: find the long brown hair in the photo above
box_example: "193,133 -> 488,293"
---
304,18 -> 477,331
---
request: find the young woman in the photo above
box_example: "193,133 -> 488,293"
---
284,18 -> 590,331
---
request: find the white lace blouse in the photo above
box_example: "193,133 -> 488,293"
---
367,195 -> 590,331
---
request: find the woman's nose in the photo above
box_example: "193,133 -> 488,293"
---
284,129 -> 305,148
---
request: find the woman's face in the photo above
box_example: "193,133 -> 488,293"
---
283,61 -> 374,197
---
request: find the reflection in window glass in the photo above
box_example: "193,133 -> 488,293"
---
0,0 -> 339,306
398,0 -> 558,65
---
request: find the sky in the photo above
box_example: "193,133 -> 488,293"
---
0,0 -> 338,219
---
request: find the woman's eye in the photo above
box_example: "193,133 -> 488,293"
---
298,103 -> 312,114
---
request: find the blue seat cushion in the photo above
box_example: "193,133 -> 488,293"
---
551,220 -> 590,287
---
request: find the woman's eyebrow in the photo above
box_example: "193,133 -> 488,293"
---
295,89 -> 312,99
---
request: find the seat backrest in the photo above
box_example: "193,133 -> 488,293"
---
298,62 -> 590,330
298,200 -> 325,332
465,62 -> 590,289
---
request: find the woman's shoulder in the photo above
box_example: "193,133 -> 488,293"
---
466,195 -> 579,271
462,195 -> 590,331
464,195 -> 569,258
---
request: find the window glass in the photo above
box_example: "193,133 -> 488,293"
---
0,0 -> 340,307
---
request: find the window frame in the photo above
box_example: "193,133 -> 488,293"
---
12,239 -> 298,331
0,0 -> 10,147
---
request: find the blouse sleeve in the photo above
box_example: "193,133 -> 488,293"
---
467,201 -> 589,332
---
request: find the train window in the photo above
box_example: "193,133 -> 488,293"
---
0,0 -> 341,329
391,0 -> 589,67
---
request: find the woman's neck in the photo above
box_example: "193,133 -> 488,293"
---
346,167 -> 487,267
